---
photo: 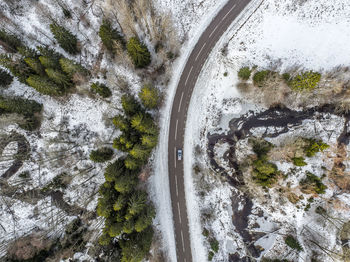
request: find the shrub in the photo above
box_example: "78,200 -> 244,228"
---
285,235 -> 303,251
99,19 -> 124,53
50,23 -> 78,55
0,29 -> 22,52
90,147 -> 114,162
282,73 -> 291,82
300,172 -> 327,194
138,84 -> 159,109
238,67 -> 251,80
0,68 -> 13,87
292,157 -> 307,166
208,251 -> 215,261
253,70 -> 270,86
251,139 -> 273,158
210,238 -> 219,253
91,82 -> 112,98
304,139 -> 329,157
127,37 -> 151,68
289,71 -> 321,91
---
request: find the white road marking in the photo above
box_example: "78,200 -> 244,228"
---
175,119 -> 179,140
185,66 -> 193,86
209,24 -> 219,38
175,174 -> 179,196
181,230 -> 185,253
177,202 -> 182,224
222,4 -> 236,22
178,92 -> 184,112
195,42 -> 206,61
174,147 -> 177,168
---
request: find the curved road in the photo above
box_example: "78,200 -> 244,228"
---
168,0 -> 253,261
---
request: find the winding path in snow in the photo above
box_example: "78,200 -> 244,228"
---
167,0 -> 253,261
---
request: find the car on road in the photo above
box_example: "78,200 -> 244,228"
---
177,149 -> 183,160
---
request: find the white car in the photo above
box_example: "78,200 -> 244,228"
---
177,149 -> 183,160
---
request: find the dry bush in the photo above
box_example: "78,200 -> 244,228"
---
329,144 -> 350,192
7,233 -> 52,260
268,138 -> 307,162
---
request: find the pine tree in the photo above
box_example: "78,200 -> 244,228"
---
127,191 -> 147,217
45,68 -> 72,89
121,94 -> 142,117
59,57 -> 87,76
0,96 -> 42,116
134,206 -> 155,232
37,46 -> 62,69
91,82 -> 112,98
113,195 -> 127,211
139,84 -> 159,109
50,23 -> 78,55
124,156 -> 141,170
0,68 -> 13,87
126,37 -> 151,68
113,115 -> 129,131
0,29 -> 22,52
0,55 -> 33,84
122,219 -> 135,234
98,232 -> 112,246
90,147 -> 114,163
104,159 -> 125,182
119,227 -> 154,262
108,222 -> 123,237
130,144 -> 150,161
114,174 -> 137,194
98,19 -> 124,53
17,46 -> 39,59
24,57 -> 45,75
141,134 -> 158,148
131,113 -> 157,135
26,75 -> 64,96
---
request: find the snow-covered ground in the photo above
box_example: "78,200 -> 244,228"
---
182,0 -> 350,261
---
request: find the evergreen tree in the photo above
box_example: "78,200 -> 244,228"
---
127,191 -> 147,217
139,84 -> 159,109
113,195 -> 127,211
0,96 -> 42,116
91,82 -> 112,98
50,23 -> 78,55
108,222 -> 124,237
90,147 -> 114,163
122,219 -> 135,234
0,55 -> 33,84
26,75 -> 64,96
121,94 -> 142,117
45,68 -> 72,89
113,115 -> 129,131
134,206 -> 155,232
0,29 -> 22,52
98,19 -> 124,53
37,46 -> 62,69
114,174 -> 137,194
126,37 -> 151,68
124,156 -> 141,170
131,113 -> 157,135
59,57 -> 87,76
0,68 -> 13,87
104,159 -> 125,182
119,227 -> 153,262
17,46 -> 39,59
98,231 -> 112,246
130,144 -> 150,161
24,57 -> 45,75
141,134 -> 158,148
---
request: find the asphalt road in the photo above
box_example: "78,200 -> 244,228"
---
167,0 -> 253,261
